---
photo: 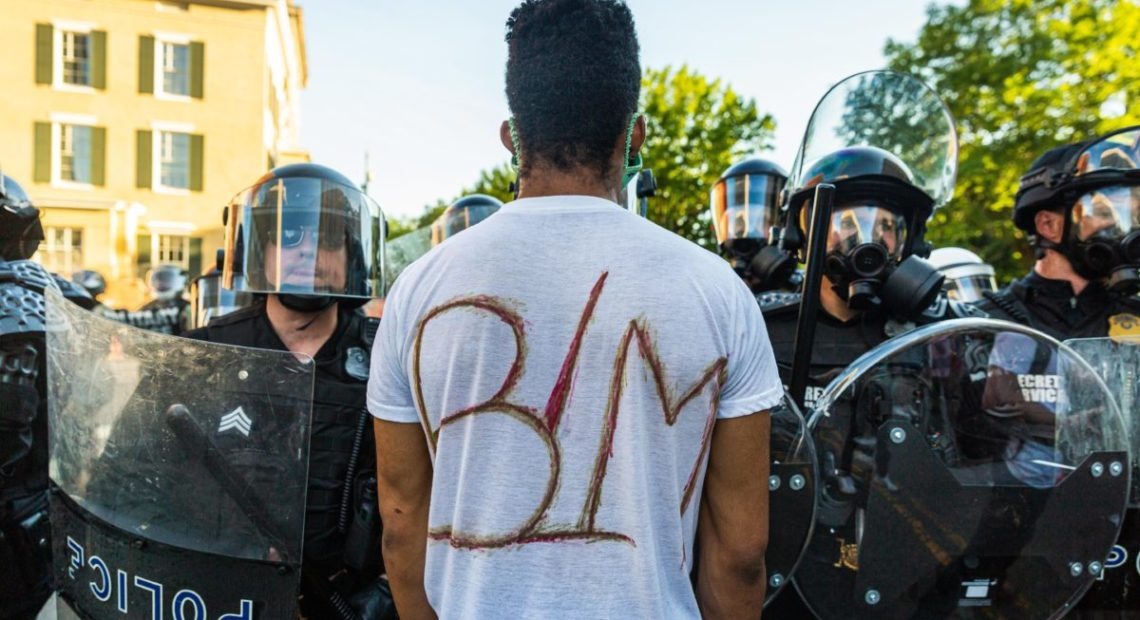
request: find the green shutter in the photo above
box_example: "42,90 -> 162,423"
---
189,134 -> 204,191
137,234 -> 151,274
136,130 -> 153,188
34,122 -> 51,182
189,41 -> 204,99
189,237 -> 203,277
35,24 -> 53,85
91,30 -> 107,89
138,35 -> 154,94
91,126 -> 106,186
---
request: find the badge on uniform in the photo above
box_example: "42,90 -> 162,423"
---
345,346 -> 370,381
1109,313 -> 1140,340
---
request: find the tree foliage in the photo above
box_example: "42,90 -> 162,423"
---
641,66 -> 776,250
884,0 -> 1140,283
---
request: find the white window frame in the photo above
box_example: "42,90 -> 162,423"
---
153,233 -> 191,269
52,20 -> 96,93
150,121 -> 194,195
36,226 -> 84,275
153,32 -> 193,101
49,112 -> 97,191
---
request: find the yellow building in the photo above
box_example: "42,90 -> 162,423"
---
0,0 -> 308,309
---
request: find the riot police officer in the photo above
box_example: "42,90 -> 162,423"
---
0,173 -> 53,619
758,70 -> 986,618
188,163 -> 391,618
136,264 -> 190,335
976,127 -> 1140,613
928,246 -> 998,303
760,145 -> 982,403
710,157 -> 798,293
977,128 -> 1140,340
429,194 -> 503,246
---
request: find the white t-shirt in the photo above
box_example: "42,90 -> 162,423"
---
368,195 -> 783,619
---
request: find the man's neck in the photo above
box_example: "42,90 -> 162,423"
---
265,295 -> 339,360
516,165 -> 619,203
820,283 -> 859,323
1034,249 -> 1089,296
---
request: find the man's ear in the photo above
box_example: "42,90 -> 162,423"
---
1035,209 -> 1065,244
500,120 -> 515,156
630,114 -> 646,156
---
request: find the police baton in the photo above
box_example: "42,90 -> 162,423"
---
789,183 -> 836,410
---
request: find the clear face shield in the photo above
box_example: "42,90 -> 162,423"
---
222,176 -> 384,299
824,205 -> 908,259
1061,128 -> 1140,289
430,204 -> 501,246
711,173 -> 785,248
943,271 -> 998,302
146,266 -> 187,301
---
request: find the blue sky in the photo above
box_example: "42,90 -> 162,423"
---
301,1 -> 941,220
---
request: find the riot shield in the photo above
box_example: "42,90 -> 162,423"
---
384,226 -> 432,294
765,394 -> 818,606
796,319 -> 1129,619
1064,335 -> 1140,610
44,287 -> 315,620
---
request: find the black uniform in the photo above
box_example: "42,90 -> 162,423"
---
0,260 -> 56,619
758,292 -> 985,619
977,271 -> 1140,341
184,300 -> 384,616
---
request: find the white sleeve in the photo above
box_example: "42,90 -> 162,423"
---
717,278 -> 785,419
366,279 -> 421,424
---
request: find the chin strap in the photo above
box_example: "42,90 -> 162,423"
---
277,294 -> 335,313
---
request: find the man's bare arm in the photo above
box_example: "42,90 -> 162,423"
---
374,420 -> 436,620
696,412 -> 771,619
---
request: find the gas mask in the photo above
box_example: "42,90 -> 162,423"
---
710,160 -> 795,292
1066,185 -> 1140,291
816,204 -> 943,317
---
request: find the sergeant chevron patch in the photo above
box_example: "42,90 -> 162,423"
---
218,407 -> 252,437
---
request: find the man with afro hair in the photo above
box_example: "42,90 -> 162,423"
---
369,1 -> 782,617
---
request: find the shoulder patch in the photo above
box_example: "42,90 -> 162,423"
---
0,261 -> 49,336
756,291 -> 801,315
345,346 -> 370,381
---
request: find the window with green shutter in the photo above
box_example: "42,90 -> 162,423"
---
139,35 -> 155,94
189,134 -> 204,191
35,24 -> 53,85
34,122 -> 51,182
91,127 -> 106,186
189,237 -> 203,276
137,130 -> 153,188
137,234 -> 152,276
190,41 -> 204,99
91,31 -> 107,90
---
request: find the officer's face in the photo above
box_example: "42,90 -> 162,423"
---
263,230 -> 347,293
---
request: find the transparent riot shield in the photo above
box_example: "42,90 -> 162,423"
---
796,319 -> 1129,619
1064,335 -> 1140,610
45,287 -> 315,620
765,394 -> 818,605
788,69 -> 958,209
384,226 -> 432,294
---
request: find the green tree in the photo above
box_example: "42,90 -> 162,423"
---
641,66 -> 776,250
884,0 -> 1140,283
